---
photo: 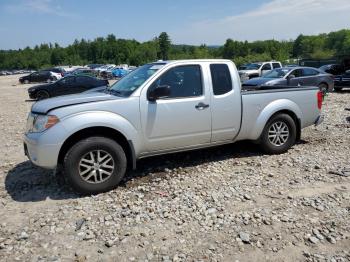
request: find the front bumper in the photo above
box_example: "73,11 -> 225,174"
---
24,132 -> 61,169
314,115 -> 324,126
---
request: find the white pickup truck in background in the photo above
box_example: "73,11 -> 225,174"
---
239,61 -> 282,81
24,59 -> 323,194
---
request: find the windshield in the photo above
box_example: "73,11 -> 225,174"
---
109,63 -> 164,96
262,68 -> 292,78
242,63 -> 261,70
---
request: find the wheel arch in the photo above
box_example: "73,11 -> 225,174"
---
263,110 -> 301,141
249,99 -> 302,141
57,126 -> 136,170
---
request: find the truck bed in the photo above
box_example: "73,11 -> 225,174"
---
235,86 -> 320,141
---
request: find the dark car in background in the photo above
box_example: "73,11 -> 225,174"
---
27,75 -> 109,100
86,64 -> 104,69
319,64 -> 345,76
19,71 -> 57,84
334,70 -> 350,91
242,67 -> 334,93
66,68 -> 97,77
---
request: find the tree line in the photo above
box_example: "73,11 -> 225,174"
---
0,29 -> 349,70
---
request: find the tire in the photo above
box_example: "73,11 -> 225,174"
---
318,83 -> 328,95
63,137 -> 127,194
334,87 -> 343,92
36,90 -> 50,100
260,114 -> 297,154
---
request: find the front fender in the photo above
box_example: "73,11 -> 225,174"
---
59,111 -> 141,149
249,99 -> 302,140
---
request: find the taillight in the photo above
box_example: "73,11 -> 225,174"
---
317,91 -> 323,110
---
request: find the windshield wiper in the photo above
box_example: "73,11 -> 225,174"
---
106,89 -> 125,97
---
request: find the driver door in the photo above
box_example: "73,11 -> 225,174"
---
139,64 -> 211,153
288,69 -> 304,86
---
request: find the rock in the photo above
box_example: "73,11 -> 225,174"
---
309,236 -> 319,244
239,232 -> 250,243
17,232 -> 29,240
75,218 -> 86,231
83,230 -> 95,240
243,194 -> 251,200
326,236 -> 336,244
207,208 -> 217,214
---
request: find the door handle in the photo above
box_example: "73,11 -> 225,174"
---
195,102 -> 209,110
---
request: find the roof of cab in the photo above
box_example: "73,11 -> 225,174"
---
152,59 -> 233,65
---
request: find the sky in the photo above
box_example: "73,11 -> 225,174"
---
0,0 -> 349,49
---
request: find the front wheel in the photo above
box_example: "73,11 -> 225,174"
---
260,114 -> 296,154
63,137 -> 127,194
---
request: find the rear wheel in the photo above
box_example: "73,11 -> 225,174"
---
63,137 -> 127,194
260,114 -> 296,154
36,90 -> 50,100
318,83 -> 329,95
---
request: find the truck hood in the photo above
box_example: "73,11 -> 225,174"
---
31,92 -> 117,114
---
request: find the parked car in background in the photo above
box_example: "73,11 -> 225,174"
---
50,71 -> 63,80
319,64 -> 345,76
239,61 -> 282,81
334,70 -> 350,91
111,67 -> 128,78
19,71 -> 58,84
86,64 -> 104,69
95,64 -> 116,74
27,75 -> 108,100
66,68 -> 97,77
24,59 -> 323,194
242,67 -> 334,93
43,67 -> 66,77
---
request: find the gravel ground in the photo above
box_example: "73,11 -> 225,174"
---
0,74 -> 349,262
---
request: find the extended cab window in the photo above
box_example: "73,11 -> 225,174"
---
210,64 -> 232,95
150,65 -> 203,98
272,63 -> 281,69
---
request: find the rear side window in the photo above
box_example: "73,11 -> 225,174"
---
272,63 -> 281,69
210,64 -> 233,95
303,68 -> 319,76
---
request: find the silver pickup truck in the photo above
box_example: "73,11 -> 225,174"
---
24,59 -> 324,194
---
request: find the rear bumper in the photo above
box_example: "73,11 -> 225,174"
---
314,115 -> 324,126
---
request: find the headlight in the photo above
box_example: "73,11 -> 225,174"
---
26,113 -> 59,133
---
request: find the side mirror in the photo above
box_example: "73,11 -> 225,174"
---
287,74 -> 296,79
148,85 -> 171,102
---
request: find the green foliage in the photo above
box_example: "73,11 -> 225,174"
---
1,29 -> 350,70
158,32 -> 171,60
